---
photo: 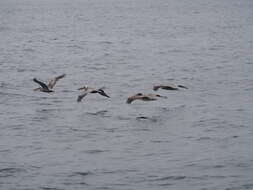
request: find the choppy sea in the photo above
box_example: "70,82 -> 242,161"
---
0,0 -> 253,189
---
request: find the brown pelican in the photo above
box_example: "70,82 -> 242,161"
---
33,74 -> 66,93
126,93 -> 167,104
77,86 -> 110,102
153,84 -> 188,91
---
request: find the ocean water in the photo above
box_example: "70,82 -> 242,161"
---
0,0 -> 253,189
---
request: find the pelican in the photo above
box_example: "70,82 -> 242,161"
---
153,84 -> 188,91
33,78 -> 53,93
77,86 -> 110,102
126,93 -> 167,104
33,74 -> 66,93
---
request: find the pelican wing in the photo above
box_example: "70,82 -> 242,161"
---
33,78 -> 50,91
98,89 -> 110,98
162,84 -> 178,90
178,85 -> 188,89
48,74 -> 66,89
126,96 -> 135,104
77,92 -> 88,102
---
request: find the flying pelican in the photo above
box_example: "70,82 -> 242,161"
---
153,84 -> 188,91
33,74 -> 66,93
126,93 -> 167,104
77,86 -> 110,102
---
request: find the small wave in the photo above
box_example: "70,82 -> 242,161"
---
69,171 -> 93,177
101,169 -> 137,174
99,41 -> 113,45
66,45 -> 84,50
242,184 -> 253,189
136,116 -> 158,122
235,162 -> 251,168
213,165 -> 225,169
87,110 -> 108,115
86,110 -> 111,118
120,40 -> 131,45
37,102 -> 53,106
40,187 -> 63,190
63,181 -> 88,186
116,115 -> 131,121
83,149 -> 110,154
196,136 -> 212,141
0,26 -> 10,31
150,140 -> 171,143
0,149 -> 10,153
155,176 -> 186,181
0,167 -> 26,177
87,66 -> 107,71
23,48 -> 35,52
159,183 -> 173,186
133,128 -> 151,132
94,187 -> 111,190
103,53 -> 110,57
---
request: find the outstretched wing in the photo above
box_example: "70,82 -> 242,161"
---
77,92 -> 88,102
33,78 -> 50,91
48,74 -> 66,89
98,89 -> 110,98
126,96 -> 135,104
154,84 -> 178,91
178,85 -> 188,89
153,85 -> 161,91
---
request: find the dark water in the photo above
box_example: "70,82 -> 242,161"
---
0,0 -> 253,189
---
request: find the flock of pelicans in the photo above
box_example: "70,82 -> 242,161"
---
33,74 -> 188,104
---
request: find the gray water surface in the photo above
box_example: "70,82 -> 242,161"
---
1,0 -> 253,189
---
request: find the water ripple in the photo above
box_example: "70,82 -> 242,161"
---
0,167 -> 26,178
